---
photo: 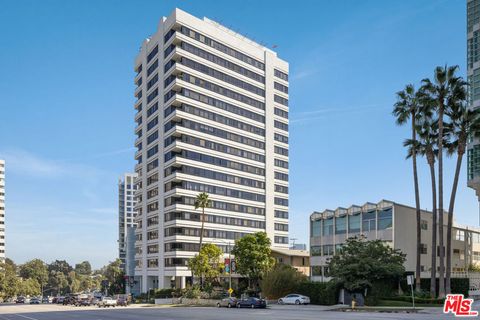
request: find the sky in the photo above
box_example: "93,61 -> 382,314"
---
0,0 -> 472,269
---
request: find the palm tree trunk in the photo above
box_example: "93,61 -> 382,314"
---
446,149 -> 464,294
199,207 -> 205,288
412,118 -> 422,292
438,106 -> 445,298
428,159 -> 437,298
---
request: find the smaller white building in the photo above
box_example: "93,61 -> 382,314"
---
118,173 -> 138,275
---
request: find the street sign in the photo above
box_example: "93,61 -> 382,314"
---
230,260 -> 236,273
224,258 -> 230,274
228,288 -> 233,295
407,275 -> 414,285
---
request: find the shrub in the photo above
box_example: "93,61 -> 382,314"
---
261,264 -> 307,299
295,281 -> 338,305
183,286 -> 201,299
400,278 -> 470,297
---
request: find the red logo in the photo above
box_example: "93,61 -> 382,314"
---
443,294 -> 478,317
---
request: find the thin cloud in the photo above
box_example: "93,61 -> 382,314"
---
290,104 -> 389,124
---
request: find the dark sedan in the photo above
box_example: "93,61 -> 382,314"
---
236,297 -> 267,309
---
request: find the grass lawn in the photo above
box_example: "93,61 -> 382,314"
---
377,299 -> 443,308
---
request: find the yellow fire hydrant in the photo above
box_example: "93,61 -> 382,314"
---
351,298 -> 357,310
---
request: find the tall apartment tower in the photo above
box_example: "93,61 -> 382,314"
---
118,173 -> 138,273
467,0 -> 480,199
133,8 -> 289,291
0,160 -> 4,260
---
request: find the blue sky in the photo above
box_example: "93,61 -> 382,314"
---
0,0 -> 472,268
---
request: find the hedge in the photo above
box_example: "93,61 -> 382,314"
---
295,281 -> 339,305
400,278 -> 469,297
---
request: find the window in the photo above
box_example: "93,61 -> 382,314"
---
311,220 -> 321,237
274,82 -> 288,94
147,73 -> 158,90
275,210 -> 288,219
335,216 -> 347,235
274,107 -> 289,119
147,45 -> 158,63
147,88 -> 158,104
274,158 -> 289,169
274,120 -> 288,132
362,211 -> 376,232
274,69 -> 288,81
455,230 -> 465,241
147,59 -> 158,77
274,184 -> 288,194
181,73 -> 265,110
275,223 -> 288,231
180,57 -> 265,97
275,236 -> 289,244
172,180 -> 265,202
323,218 -> 333,236
348,214 -> 361,233
274,133 -> 288,144
275,171 -> 289,181
274,146 -> 289,156
275,197 -> 288,206
311,266 -> 322,276
420,243 -> 427,254
377,208 -> 392,230
322,244 -> 334,256
421,220 -> 428,230
311,246 -> 321,256
180,25 -> 265,70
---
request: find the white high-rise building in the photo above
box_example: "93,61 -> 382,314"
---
133,9 -> 289,291
0,160 -> 5,260
118,173 -> 138,273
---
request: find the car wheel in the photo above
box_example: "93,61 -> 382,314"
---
217,303 -> 221,308
236,303 -> 241,308
278,299 -> 283,305
251,304 -> 255,309
227,303 -> 232,308
295,300 -> 300,305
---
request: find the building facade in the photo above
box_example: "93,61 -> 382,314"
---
309,200 -> 480,282
467,0 -> 480,197
118,173 -> 138,274
133,9 -> 289,291
0,160 -> 4,260
271,248 -> 310,276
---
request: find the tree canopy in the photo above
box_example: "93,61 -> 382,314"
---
328,236 -> 406,292
231,232 -> 275,289
188,243 -> 223,288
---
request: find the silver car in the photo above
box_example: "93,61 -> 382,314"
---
278,294 -> 310,305
217,296 -> 237,308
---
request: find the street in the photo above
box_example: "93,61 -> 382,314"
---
0,303 -> 471,320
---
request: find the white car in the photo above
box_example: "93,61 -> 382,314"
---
278,294 -> 310,305
97,297 -> 117,308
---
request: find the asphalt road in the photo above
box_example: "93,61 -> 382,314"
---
0,303 -> 470,320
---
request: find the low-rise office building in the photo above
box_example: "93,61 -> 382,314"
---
271,248 -> 310,276
310,200 -> 480,282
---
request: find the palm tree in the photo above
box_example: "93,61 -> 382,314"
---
421,65 -> 462,298
194,192 -> 212,250
393,84 -> 423,291
405,116 -> 438,298
445,99 -> 480,293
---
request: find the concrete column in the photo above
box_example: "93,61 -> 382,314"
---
180,276 -> 186,289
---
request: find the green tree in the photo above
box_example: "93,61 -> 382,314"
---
74,261 -> 92,276
0,259 -> 20,299
445,101 -> 480,293
188,243 -> 223,289
19,259 -> 48,293
231,232 -> 275,290
194,192 -> 212,250
18,278 -> 41,296
99,259 -> 125,295
393,84 -> 423,292
48,271 -> 68,296
261,264 -> 307,299
421,65 -> 464,298
48,260 -> 73,275
328,236 -> 406,293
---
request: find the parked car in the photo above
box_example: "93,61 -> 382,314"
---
278,294 -> 310,305
217,296 -> 237,308
41,296 -> 50,304
30,298 -> 41,304
97,296 -> 117,308
63,296 -> 77,305
75,298 -> 92,307
15,297 -> 25,304
56,296 -> 65,304
236,297 -> 267,309
116,296 -> 129,307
